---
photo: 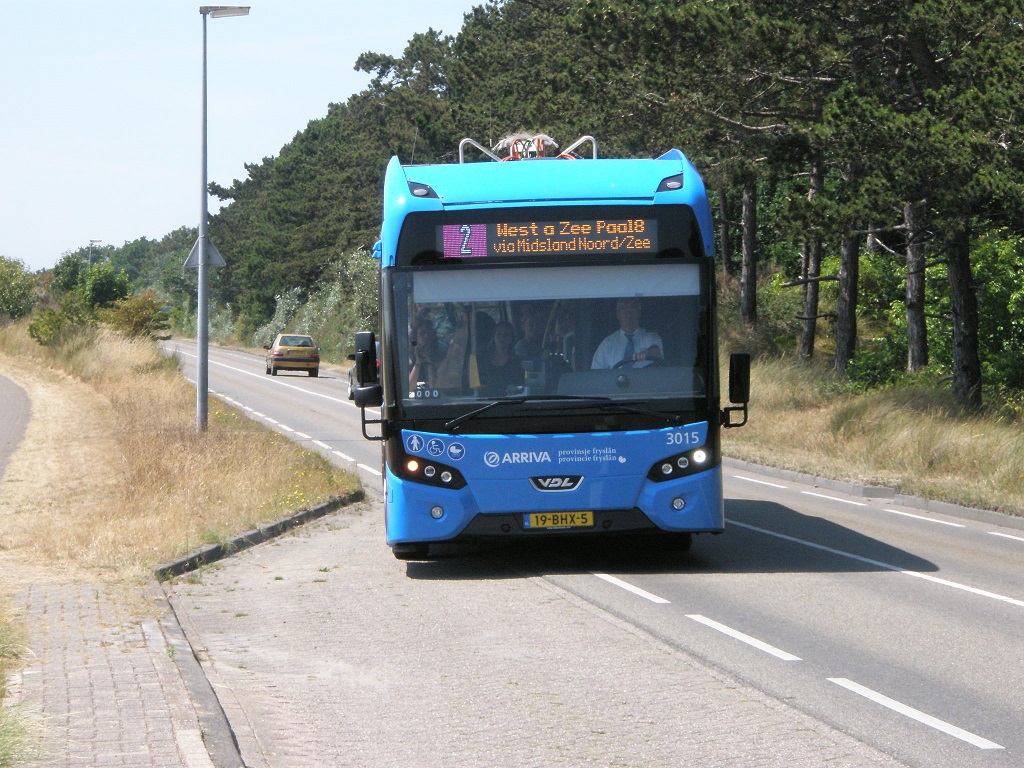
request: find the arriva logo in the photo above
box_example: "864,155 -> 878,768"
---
530,475 -> 584,492
484,451 -> 552,467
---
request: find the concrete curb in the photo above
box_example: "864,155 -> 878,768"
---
153,490 -> 365,768
723,456 -> 1024,533
154,489 -> 365,581
150,583 -> 244,768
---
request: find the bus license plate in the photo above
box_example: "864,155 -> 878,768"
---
525,511 -> 594,529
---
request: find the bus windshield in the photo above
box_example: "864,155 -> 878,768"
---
390,261 -> 711,409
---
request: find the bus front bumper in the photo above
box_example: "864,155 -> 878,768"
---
384,464 -> 725,547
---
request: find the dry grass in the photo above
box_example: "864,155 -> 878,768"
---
0,603 -> 32,768
722,357 -> 1024,516
0,321 -> 355,763
0,322 -> 359,584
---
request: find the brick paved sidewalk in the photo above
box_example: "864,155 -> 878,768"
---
10,582 -> 225,768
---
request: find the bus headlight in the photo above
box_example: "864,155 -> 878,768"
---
647,446 -> 716,482
396,455 -> 466,489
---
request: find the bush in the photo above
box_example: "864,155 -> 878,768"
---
82,262 -> 131,308
845,330 -> 909,390
0,257 -> 37,320
100,290 -> 171,339
718,268 -> 804,357
51,253 -> 85,293
252,287 -> 302,348
292,249 -> 380,359
27,291 -> 96,347
209,304 -> 239,345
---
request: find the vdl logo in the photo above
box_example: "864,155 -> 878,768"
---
530,475 -> 584,492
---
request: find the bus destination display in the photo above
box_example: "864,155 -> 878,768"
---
440,218 -> 658,258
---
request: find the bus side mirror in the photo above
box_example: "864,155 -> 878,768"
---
354,331 -> 378,385
353,331 -> 383,409
729,352 -> 750,404
722,352 -> 750,428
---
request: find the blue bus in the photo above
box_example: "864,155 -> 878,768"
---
352,135 -> 750,559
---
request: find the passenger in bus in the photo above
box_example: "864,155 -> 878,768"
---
513,304 -> 545,363
478,321 -> 522,396
554,309 -> 577,370
591,298 -> 663,369
408,317 -> 446,390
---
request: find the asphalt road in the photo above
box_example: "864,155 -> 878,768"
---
0,372 -> 30,480
164,340 -> 1024,768
161,340 -> 385,493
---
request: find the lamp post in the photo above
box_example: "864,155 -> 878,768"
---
88,239 -> 101,265
189,5 -> 249,432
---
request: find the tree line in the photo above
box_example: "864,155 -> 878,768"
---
6,0 -> 1023,411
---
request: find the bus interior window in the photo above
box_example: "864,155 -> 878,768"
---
553,306 -> 578,371
473,310 -> 495,356
513,303 -> 544,364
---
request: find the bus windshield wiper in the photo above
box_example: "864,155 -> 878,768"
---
511,396 -> 682,424
445,395 -> 689,433
444,397 -> 528,433
592,400 -> 685,424
444,395 -> 611,433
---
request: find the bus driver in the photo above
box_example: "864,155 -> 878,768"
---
591,298 -> 662,369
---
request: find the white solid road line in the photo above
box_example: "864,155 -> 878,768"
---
802,491 -> 867,507
730,520 -> 1024,609
686,614 -> 801,661
989,531 -> 1024,543
730,474 -> 787,489
172,345 -> 357,408
734,472 -> 992,533
882,508 -> 965,527
173,348 -> 385,473
827,678 -> 1003,750
592,573 -> 670,604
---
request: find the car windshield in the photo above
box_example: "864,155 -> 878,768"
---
390,262 -> 710,410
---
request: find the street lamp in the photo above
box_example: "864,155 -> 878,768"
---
187,5 -> 249,432
89,239 -> 101,265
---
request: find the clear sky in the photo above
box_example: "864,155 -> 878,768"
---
0,0 -> 479,272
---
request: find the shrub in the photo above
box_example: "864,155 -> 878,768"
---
0,256 -> 37,320
27,291 -> 96,347
100,290 -> 171,339
252,287 -> 302,348
82,262 -> 131,308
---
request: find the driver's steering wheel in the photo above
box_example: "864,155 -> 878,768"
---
612,357 -> 667,369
